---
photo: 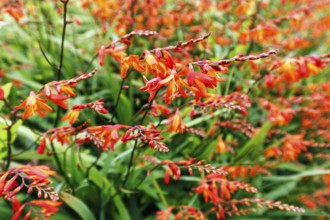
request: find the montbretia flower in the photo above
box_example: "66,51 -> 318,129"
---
121,126 -> 169,152
12,199 -> 62,220
158,70 -> 189,104
215,136 -> 227,154
140,76 -> 162,101
61,99 -> 108,124
44,93 -> 69,109
99,45 -> 127,66
144,50 -> 167,76
14,91 -> 53,120
120,55 -> 144,78
275,56 -> 325,83
185,64 -> 224,100
61,109 -> 80,125
37,126 -> 77,154
0,165 -> 59,201
83,125 -> 128,151
167,109 -> 185,133
264,146 -> 282,159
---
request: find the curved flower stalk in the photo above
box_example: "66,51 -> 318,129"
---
0,165 -> 59,201
61,98 -> 108,124
37,126 -> 77,154
11,199 -> 62,220
0,165 -> 61,219
121,34 -> 277,104
143,156 -> 227,184
14,69 -> 98,120
122,126 -> 169,152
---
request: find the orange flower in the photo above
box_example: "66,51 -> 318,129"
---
140,76 -> 162,101
120,55 -> 144,78
60,85 -> 76,97
186,64 -> 223,100
215,136 -> 227,154
264,146 -> 282,159
167,109 -> 184,133
144,50 -> 167,77
106,45 -> 127,63
45,94 -> 69,109
86,125 -> 127,151
159,71 -> 189,104
61,109 -> 80,124
14,91 -> 53,120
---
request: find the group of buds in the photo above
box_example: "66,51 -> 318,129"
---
0,165 -> 59,201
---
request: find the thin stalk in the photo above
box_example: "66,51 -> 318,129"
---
2,98 -> 14,171
85,151 -> 101,179
110,76 -> 128,123
150,173 -> 168,208
57,0 -> 69,81
49,0 -> 73,192
121,93 -> 158,188
5,121 -> 13,171
49,142 -> 74,191
38,40 -> 55,68
224,67 -> 235,96
53,0 -> 69,128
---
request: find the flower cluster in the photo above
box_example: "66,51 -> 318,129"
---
14,69 -> 97,119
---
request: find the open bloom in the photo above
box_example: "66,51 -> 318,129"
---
167,109 -> 185,133
14,91 -> 53,119
84,125 -> 127,151
61,109 -> 80,125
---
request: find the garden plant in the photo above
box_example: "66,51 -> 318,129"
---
0,0 -> 330,219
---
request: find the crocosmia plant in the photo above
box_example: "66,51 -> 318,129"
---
0,0 -> 329,219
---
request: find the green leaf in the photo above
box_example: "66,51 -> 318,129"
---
263,181 -> 297,200
116,94 -> 133,124
262,169 -> 330,181
12,150 -> 50,160
0,122 -> 7,160
0,82 -> 12,110
233,122 -> 272,163
60,192 -> 97,220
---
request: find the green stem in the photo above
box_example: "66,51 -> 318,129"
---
110,76 -> 128,123
150,173 -> 168,208
57,0 -> 69,81
224,67 -> 235,96
53,0 -> 69,128
122,93 -> 157,188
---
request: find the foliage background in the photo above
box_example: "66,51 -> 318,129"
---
0,0 -> 329,219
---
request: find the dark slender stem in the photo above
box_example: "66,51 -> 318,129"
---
132,165 -> 160,190
5,120 -> 14,171
53,107 -> 61,128
83,53 -> 98,73
49,0 -> 73,191
53,0 -> 69,128
122,94 -> 157,188
50,142 -> 74,190
2,99 -> 16,171
110,77 -> 127,123
57,0 -> 69,81
85,151 -> 101,179
38,40 -> 54,68
245,1 -> 261,55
